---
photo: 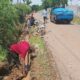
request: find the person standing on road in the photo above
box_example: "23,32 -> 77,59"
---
42,9 -> 48,24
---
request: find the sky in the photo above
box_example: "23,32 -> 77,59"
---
13,0 -> 80,6
13,0 -> 42,5
68,0 -> 80,5
31,0 -> 80,5
31,0 -> 42,5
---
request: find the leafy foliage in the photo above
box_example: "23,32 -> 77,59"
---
15,3 -> 31,23
31,5 -> 43,11
0,45 -> 7,61
42,0 -> 68,8
0,0 -> 19,48
23,0 -> 32,5
0,0 -> 32,61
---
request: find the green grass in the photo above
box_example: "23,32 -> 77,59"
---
29,36 -> 45,49
30,35 -> 58,80
0,46 -> 7,61
29,27 -> 59,80
72,17 -> 80,24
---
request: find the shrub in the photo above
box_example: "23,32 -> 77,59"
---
15,4 -> 32,23
0,0 -> 19,48
0,0 -> 32,61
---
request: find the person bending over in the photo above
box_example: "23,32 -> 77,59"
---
9,39 -> 30,76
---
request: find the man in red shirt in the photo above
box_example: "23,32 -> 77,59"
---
10,40 -> 30,76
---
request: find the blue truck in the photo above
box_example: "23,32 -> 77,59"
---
50,7 -> 74,23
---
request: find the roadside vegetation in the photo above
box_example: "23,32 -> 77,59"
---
0,0 -> 32,61
42,0 -> 68,8
29,35 -> 59,80
72,17 -> 80,24
0,0 -> 44,62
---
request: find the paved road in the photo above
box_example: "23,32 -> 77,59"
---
35,13 -> 80,80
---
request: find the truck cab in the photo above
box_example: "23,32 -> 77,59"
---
50,7 -> 74,23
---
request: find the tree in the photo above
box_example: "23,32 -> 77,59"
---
31,5 -> 42,11
23,0 -> 31,5
42,0 -> 50,9
42,0 -> 68,8
0,0 -> 19,48
10,0 -> 13,2
0,0 -> 33,61
60,0 -> 68,6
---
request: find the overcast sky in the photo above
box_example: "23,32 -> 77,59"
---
13,0 -> 80,6
31,0 -> 42,5
68,0 -> 80,5
13,0 -> 42,5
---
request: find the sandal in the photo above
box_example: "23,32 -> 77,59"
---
24,65 -> 30,75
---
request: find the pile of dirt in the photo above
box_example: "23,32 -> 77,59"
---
0,61 -> 25,80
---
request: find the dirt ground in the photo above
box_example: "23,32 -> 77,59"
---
0,12 -> 61,80
0,33 -> 60,80
31,44 -> 60,80
0,43 -> 60,80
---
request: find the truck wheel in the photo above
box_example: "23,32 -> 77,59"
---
53,16 -> 58,23
67,21 -> 70,24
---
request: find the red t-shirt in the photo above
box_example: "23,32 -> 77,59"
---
10,41 -> 30,59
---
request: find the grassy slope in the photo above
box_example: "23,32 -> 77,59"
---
30,36 -> 59,80
0,46 -> 7,62
72,17 -> 80,24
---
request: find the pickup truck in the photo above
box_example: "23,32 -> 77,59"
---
50,7 -> 74,23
